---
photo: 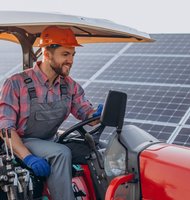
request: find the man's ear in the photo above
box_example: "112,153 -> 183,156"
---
44,49 -> 51,60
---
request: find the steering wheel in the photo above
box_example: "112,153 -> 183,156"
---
57,116 -> 105,144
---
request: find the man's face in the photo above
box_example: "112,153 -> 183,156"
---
47,46 -> 76,77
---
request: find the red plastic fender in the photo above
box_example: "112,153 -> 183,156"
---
140,143 -> 190,200
105,174 -> 134,200
80,165 -> 96,200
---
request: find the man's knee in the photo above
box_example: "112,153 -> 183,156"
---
57,146 -> 72,159
50,144 -> 72,162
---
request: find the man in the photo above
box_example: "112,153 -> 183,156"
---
0,26 -> 102,200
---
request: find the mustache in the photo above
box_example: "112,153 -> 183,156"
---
61,63 -> 71,68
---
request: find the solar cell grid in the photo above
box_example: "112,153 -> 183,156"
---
186,118 -> 190,125
98,121 -> 176,143
125,34 -> 190,55
126,122 -> 175,141
173,128 -> 190,147
85,82 -> 190,124
70,55 -> 112,79
97,56 -> 190,84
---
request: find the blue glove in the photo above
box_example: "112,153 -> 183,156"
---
23,155 -> 51,177
92,104 -> 103,117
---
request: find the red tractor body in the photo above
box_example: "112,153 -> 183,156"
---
140,143 -> 190,200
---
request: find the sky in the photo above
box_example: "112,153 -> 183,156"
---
0,0 -> 189,34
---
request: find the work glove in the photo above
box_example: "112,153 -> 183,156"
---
92,104 -> 103,117
23,154 -> 51,177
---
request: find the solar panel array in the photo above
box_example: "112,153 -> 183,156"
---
66,34 -> 190,146
0,34 -> 190,147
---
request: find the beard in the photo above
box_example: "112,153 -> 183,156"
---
49,58 -> 71,77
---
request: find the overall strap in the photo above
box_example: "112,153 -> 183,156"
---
60,77 -> 68,96
21,72 -> 37,100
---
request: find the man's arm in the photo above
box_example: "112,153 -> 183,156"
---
0,78 -> 51,177
0,129 -> 31,159
0,129 -> 51,177
70,80 -> 103,125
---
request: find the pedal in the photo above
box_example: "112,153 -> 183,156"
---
74,190 -> 86,197
72,181 -> 86,198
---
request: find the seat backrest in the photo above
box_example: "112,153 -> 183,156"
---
100,90 -> 127,132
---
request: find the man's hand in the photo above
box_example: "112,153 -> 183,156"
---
88,104 -> 103,126
92,104 -> 103,117
23,154 -> 51,177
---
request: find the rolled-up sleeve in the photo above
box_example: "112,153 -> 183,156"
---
0,78 -> 19,129
71,82 -> 94,120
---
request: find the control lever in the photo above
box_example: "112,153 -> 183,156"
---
1,128 -> 10,159
85,132 -> 104,169
7,129 -> 15,159
0,157 -> 3,166
28,177 -> 34,200
8,171 -> 19,200
23,169 -> 30,200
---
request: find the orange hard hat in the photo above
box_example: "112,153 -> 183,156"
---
39,26 -> 82,47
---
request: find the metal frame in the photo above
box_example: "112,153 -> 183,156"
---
0,27 -> 37,70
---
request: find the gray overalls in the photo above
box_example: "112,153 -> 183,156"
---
21,72 -> 75,200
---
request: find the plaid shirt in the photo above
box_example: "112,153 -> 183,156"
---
0,62 -> 93,136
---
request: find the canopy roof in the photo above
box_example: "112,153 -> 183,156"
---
0,11 -> 153,46
0,11 -> 154,69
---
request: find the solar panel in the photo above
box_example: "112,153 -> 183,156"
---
185,118 -> 190,125
103,121 -> 175,141
84,83 -> 190,124
71,36 -> 190,147
126,122 -> 175,141
126,34 -> 190,55
173,128 -> 190,147
97,56 -> 190,84
70,55 -> 113,79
